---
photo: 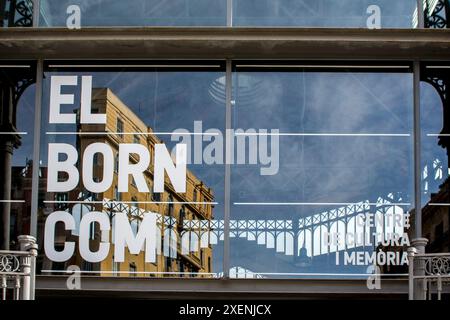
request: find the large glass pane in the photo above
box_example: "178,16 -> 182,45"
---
230,65 -> 414,278
39,0 -> 227,27
37,63 -> 225,278
233,0 -> 418,28
420,63 -> 450,253
0,62 -> 36,251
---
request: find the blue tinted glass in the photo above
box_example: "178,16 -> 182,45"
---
233,0 -> 418,28
39,0 -> 227,26
38,68 -> 225,277
420,65 -> 450,252
230,70 -> 414,278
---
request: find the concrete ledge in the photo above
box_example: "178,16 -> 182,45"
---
0,27 -> 450,60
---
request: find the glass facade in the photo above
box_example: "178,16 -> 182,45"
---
39,0 -> 227,27
1,60 -> 448,281
233,0 -> 417,28
37,64 -> 226,277
230,66 -> 414,277
0,0 -> 449,301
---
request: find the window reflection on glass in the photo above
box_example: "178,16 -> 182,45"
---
39,0 -> 227,27
230,67 -> 414,278
419,64 -> 450,254
233,0 -> 418,28
38,67 -> 225,278
6,0 -> 450,29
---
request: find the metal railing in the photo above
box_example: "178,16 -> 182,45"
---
408,249 -> 450,300
0,236 -> 37,301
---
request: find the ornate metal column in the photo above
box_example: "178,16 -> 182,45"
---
411,238 -> 429,300
0,3 -> 34,253
0,1 -> 34,248
422,65 -> 450,257
0,68 -> 35,250
416,0 -> 450,294
18,235 -> 37,300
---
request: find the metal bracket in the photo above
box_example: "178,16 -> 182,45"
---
421,68 -> 450,155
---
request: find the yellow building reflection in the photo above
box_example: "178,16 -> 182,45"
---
42,88 -> 215,278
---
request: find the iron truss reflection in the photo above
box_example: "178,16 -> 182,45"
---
56,194 -> 411,262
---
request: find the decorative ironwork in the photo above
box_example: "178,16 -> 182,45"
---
6,75 -> 35,148
12,0 -> 33,26
0,67 -> 36,122
421,68 -> 450,155
0,70 -> 35,152
100,194 -> 406,259
0,240 -> 37,300
1,0 -> 33,27
0,254 -> 20,273
424,0 -> 449,29
12,76 -> 34,110
424,75 -> 447,105
409,252 -> 450,300
424,256 -> 450,275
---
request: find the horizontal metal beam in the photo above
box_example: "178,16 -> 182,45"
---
35,275 -> 417,299
0,28 -> 450,60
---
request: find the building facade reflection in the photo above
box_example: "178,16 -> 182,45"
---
38,88 -> 215,277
